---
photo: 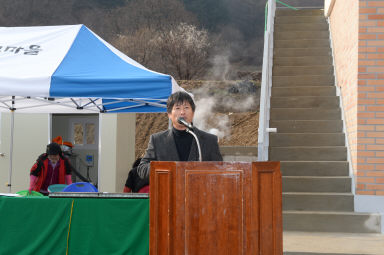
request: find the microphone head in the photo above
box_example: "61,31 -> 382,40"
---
177,117 -> 185,124
177,117 -> 192,129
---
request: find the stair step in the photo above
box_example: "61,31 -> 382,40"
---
276,9 -> 324,17
283,192 -> 354,211
275,39 -> 330,48
275,15 -> 327,24
273,66 -> 333,76
273,75 -> 334,86
275,30 -> 329,40
275,23 -> 328,31
283,211 -> 382,233
283,176 -> 351,192
274,48 -> 331,57
274,56 -> 332,66
270,133 -> 345,147
284,252 -> 352,255
270,108 -> 341,120
270,120 -> 343,133
271,96 -> 339,108
272,6 -> 382,238
280,161 -> 349,176
270,146 -> 347,161
272,86 -> 336,97
283,231 -> 384,255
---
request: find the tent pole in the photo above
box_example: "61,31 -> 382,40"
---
48,114 -> 52,143
97,113 -> 102,190
8,108 -> 15,193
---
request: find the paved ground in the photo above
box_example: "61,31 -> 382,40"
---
284,231 -> 384,255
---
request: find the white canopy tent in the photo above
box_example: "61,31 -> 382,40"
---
0,24 -> 184,192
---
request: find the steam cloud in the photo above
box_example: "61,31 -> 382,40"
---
192,83 -> 256,140
193,96 -> 230,140
191,48 -> 258,140
209,52 -> 231,81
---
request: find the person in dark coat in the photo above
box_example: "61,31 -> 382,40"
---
137,91 -> 223,180
123,158 -> 149,193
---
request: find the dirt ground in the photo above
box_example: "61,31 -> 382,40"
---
135,80 -> 260,158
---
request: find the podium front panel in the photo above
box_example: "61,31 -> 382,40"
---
150,161 -> 282,255
185,169 -> 243,254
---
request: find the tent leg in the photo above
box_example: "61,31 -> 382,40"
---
8,110 -> 14,193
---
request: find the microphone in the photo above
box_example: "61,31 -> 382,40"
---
177,117 -> 193,129
177,117 -> 201,161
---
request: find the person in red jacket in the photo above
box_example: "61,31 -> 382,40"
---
29,142 -> 73,195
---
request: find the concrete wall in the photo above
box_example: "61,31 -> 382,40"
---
0,113 -> 49,193
329,0 -> 359,175
98,113 -> 136,193
0,112 -> 137,194
324,0 -> 336,17
220,146 -> 258,162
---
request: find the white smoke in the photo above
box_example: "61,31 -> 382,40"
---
193,95 -> 230,140
222,95 -> 255,112
209,51 -> 231,81
190,47 -> 258,140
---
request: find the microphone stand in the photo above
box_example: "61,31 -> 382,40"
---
185,127 -> 202,162
177,117 -> 202,162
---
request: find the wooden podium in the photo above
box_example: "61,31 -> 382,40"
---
150,161 -> 282,255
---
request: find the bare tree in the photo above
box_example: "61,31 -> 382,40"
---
113,28 -> 158,66
109,0 -> 198,72
113,0 -> 196,35
156,23 -> 210,80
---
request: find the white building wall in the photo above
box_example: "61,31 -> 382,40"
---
98,113 -> 135,193
0,113 -> 49,193
0,112 -> 136,194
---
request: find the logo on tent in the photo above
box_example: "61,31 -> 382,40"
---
0,44 -> 42,55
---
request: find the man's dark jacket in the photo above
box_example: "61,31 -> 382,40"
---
137,127 -> 223,179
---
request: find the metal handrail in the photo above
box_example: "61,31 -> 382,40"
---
265,0 -> 298,32
276,0 -> 298,10
259,0 -> 299,161
258,0 -> 276,161
259,0 -> 298,161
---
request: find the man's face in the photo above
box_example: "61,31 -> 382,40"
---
48,154 -> 60,165
168,101 -> 194,130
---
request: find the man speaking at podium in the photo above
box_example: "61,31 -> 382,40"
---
137,91 -> 223,180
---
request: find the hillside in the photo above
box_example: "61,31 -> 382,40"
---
135,79 -> 260,157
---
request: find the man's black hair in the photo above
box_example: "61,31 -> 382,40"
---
166,91 -> 195,113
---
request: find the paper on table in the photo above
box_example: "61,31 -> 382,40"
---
0,193 -> 22,197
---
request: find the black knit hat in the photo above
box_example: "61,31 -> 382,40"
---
46,142 -> 62,155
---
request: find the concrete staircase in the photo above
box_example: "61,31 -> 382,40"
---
270,9 -> 382,235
